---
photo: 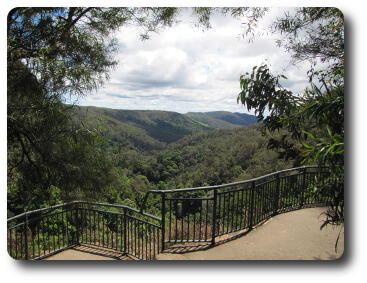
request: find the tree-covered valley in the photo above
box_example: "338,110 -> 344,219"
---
8,103 -> 295,217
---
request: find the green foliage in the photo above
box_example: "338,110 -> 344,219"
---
237,7 -> 344,227
7,8 -> 182,214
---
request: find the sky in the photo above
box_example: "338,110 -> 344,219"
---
74,7 -> 312,114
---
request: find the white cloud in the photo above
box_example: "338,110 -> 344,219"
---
78,8 -> 311,114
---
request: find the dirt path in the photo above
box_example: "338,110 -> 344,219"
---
157,207 -> 344,260
44,207 -> 344,260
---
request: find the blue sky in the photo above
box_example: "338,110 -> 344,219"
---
73,8 -> 312,114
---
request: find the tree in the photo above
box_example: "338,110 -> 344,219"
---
237,8 -> 344,229
7,7 -> 179,213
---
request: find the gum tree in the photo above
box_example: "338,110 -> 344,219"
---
237,8 -> 344,233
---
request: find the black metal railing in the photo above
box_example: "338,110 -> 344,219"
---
149,166 -> 334,250
7,166 -> 335,260
7,201 -> 161,260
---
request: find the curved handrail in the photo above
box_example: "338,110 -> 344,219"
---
7,201 -> 78,223
148,165 -> 327,194
8,165 -> 327,222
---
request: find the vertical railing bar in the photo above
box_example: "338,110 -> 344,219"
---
151,226 -> 154,259
92,208 -> 94,244
115,214 -> 118,250
145,224 -> 148,260
89,209 -> 92,246
199,200 -> 202,240
265,183 -> 268,217
134,219 -> 138,255
42,217 -> 46,256
274,173 -> 280,215
127,216 -> 130,255
84,206 -> 86,243
83,207 -> 86,244
64,210 -> 67,247
300,168 -> 306,207
149,226 -> 152,260
223,193 -> 226,234
85,208 -> 87,244
111,214 -> 114,250
217,193 -> 221,235
9,228 -> 13,259
153,226 -> 156,259
137,221 -> 140,258
246,189 -> 250,228
193,201 -> 196,241
61,211 -> 64,249
142,222 -> 144,259
31,224 -> 35,259
140,222 -> 143,258
261,185 -> 264,220
253,187 -> 257,225
134,218 -> 137,256
249,181 -> 255,230
169,199 -> 172,241
123,208 -> 127,254
239,188 -> 244,230
107,213 -> 110,248
211,188 -> 217,245
160,193 -> 166,252
231,191 -> 235,232
52,215 -> 56,252
57,212 -> 61,250
47,215 -> 50,254
97,209 -> 100,246
175,200 -> 178,243
87,208 -> 90,244
19,224 -> 23,259
24,213 -> 29,259
15,227 -> 18,259
235,190 -> 240,230
102,212 -> 106,247
94,210 -> 97,246
75,207 -> 79,245
187,204 -> 190,242
205,199 -> 209,240
80,208 -> 83,244
181,200 -> 184,242
226,192 -> 230,234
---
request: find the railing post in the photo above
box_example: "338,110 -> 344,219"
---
160,193 -> 166,252
24,212 -> 29,260
300,168 -> 306,207
123,207 -> 127,254
211,188 -> 218,245
273,173 -> 280,216
249,181 -> 256,230
75,204 -> 80,245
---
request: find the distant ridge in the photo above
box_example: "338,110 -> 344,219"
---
186,111 -> 258,129
74,106 -> 258,151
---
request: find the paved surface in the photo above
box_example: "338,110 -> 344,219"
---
44,245 -> 131,260
44,207 -> 344,260
157,207 -> 344,260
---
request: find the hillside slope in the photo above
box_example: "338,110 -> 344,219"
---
185,111 -> 257,128
74,106 -> 258,152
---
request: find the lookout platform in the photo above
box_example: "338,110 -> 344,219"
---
44,207 -> 344,260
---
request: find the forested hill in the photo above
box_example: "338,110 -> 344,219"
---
186,111 -> 258,129
74,106 -> 258,151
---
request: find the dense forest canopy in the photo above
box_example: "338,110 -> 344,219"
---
7,7 -> 343,228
